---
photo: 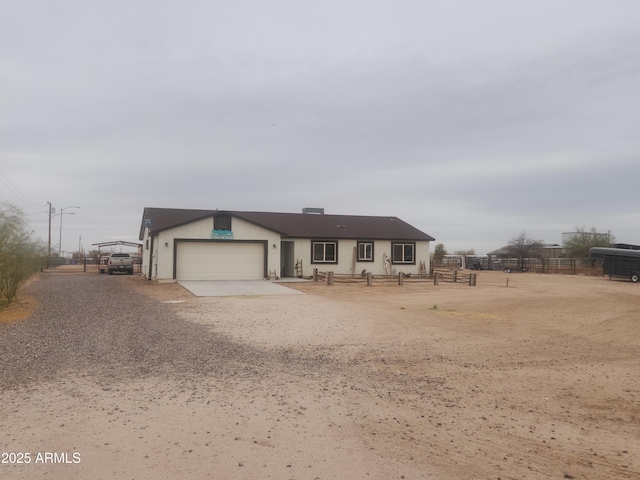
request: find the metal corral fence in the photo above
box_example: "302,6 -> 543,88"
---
45,256 -> 143,274
494,257 -> 601,275
431,257 -> 601,276
534,258 -> 601,275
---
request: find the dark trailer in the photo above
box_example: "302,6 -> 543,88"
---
590,247 -> 640,283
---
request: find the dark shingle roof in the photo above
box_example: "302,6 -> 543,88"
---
140,208 -> 434,242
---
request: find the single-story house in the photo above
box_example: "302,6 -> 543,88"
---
138,207 -> 435,282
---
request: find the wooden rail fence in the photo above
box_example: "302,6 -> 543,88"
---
313,269 -> 477,287
432,269 -> 477,286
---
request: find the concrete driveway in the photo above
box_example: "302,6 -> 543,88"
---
178,280 -> 306,297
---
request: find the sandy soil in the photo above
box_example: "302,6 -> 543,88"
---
1,271 -> 639,479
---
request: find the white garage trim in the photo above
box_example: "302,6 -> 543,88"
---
174,240 -> 267,280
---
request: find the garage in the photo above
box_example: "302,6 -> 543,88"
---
175,241 -> 266,280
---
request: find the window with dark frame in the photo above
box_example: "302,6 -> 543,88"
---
357,241 -> 374,262
311,241 -> 338,263
391,242 -> 415,264
214,214 -> 232,231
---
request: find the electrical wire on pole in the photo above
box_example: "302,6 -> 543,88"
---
0,169 -> 42,211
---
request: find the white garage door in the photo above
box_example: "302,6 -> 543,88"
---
176,242 -> 265,280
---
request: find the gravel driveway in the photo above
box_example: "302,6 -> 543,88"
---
1,274 -> 250,387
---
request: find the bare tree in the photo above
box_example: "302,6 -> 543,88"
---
564,227 -> 614,258
506,231 -> 544,268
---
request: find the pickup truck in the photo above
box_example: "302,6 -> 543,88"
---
107,253 -> 134,275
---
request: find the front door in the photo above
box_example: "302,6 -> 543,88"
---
280,241 -> 295,277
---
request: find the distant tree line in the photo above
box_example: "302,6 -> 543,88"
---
0,202 -> 46,307
433,226 -> 614,265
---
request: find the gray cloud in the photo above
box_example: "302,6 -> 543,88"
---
2,0 -> 639,255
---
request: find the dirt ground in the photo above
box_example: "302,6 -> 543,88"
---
1,270 -> 639,479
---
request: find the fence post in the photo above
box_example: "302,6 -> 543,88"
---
398,272 -> 404,285
469,273 -> 477,286
313,268 -> 318,282
367,272 -> 373,286
327,271 -> 334,285
434,273 -> 440,285
453,270 -> 458,282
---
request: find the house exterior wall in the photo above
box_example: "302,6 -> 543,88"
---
141,216 -> 281,281
140,215 -> 432,281
288,238 -> 430,277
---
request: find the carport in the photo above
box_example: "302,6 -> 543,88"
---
92,241 -> 143,274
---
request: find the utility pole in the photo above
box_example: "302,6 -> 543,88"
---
47,202 -> 53,268
58,206 -> 80,258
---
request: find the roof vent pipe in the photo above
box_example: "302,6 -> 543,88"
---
302,208 -> 324,215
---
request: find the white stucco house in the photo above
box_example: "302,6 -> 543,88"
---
138,207 -> 435,282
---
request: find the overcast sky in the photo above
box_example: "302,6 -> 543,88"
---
2,0 -> 639,255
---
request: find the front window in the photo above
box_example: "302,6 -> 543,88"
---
392,242 -> 415,264
312,241 -> 337,263
357,241 -> 374,262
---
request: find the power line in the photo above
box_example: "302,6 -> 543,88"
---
0,169 -> 43,210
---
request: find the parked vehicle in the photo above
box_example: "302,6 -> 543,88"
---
464,255 -> 490,270
107,253 -> 134,275
98,255 -> 110,274
503,266 -> 528,273
590,247 -> 640,283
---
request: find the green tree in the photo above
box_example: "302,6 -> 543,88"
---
433,243 -> 447,260
564,227 -> 613,258
506,232 -> 544,267
0,202 -> 46,307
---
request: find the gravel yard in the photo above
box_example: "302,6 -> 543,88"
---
1,270 -> 639,479
0,272 -> 283,386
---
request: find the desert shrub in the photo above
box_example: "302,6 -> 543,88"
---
0,202 -> 46,307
